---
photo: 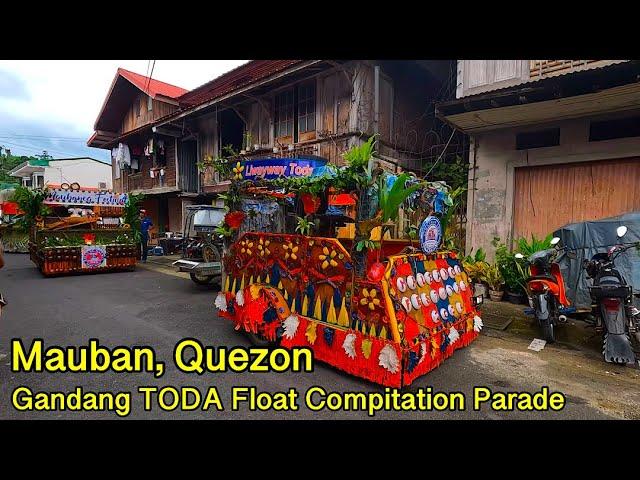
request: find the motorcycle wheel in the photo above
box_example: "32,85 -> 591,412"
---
543,322 -> 556,343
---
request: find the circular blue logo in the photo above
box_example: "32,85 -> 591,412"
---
419,216 -> 441,254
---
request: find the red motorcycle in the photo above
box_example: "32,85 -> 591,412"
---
516,237 -> 575,343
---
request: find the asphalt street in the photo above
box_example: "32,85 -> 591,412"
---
0,253 -> 635,420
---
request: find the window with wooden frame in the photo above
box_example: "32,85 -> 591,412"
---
297,81 -> 316,141
274,81 -> 317,145
147,95 -> 153,112
274,89 -> 295,144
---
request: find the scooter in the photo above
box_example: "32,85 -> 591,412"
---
516,237 -> 575,343
583,225 -> 640,366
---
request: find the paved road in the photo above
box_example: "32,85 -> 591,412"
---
1,254 -> 636,419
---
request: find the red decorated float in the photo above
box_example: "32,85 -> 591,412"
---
214,142 -> 483,388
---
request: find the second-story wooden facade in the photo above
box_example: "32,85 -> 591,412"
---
154,60 -> 459,196
88,61 -> 461,238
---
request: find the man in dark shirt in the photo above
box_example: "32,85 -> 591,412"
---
139,209 -> 154,263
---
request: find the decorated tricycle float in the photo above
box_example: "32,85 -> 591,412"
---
13,185 -> 142,277
213,138 -> 483,388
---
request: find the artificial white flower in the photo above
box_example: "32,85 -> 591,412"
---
236,289 -> 245,306
474,315 -> 483,332
214,292 -> 227,312
342,333 -> 357,359
378,344 -> 400,373
448,326 -> 460,345
283,314 -> 300,340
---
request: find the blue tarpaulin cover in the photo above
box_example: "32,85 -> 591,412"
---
554,212 -> 640,310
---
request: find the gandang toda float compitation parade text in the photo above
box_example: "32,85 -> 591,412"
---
10,339 -> 566,417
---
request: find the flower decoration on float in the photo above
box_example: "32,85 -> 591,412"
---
83,233 -> 96,245
367,262 -> 385,282
240,239 -> 254,255
224,211 -> 246,230
359,287 -> 381,311
319,245 -> 338,269
283,241 -> 299,260
257,237 -> 271,257
232,161 -> 244,180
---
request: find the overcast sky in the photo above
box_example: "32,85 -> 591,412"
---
0,60 -> 248,162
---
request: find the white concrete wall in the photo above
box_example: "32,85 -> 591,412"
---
44,159 -> 112,189
467,112 -> 640,260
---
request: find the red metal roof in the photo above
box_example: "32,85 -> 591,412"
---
117,67 -> 188,99
178,60 -> 304,107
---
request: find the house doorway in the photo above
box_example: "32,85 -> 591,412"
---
219,109 -> 245,154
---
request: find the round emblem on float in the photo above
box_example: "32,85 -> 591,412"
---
456,302 -> 464,314
440,308 -> 449,321
453,282 -> 460,294
430,290 -> 439,303
448,266 -> 455,278
396,277 -> 407,293
454,265 -> 461,275
425,272 -> 432,283
432,269 -> 440,282
448,305 -> 456,317
420,292 -> 429,306
446,285 -> 454,297
401,296 -> 413,312
438,287 -> 447,300
431,310 -> 440,323
416,273 -> 425,287
440,268 -> 449,280
406,275 -> 416,290
410,294 -> 421,309
419,216 -> 442,254
459,280 -> 467,291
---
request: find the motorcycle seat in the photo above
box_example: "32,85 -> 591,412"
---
528,274 -> 558,284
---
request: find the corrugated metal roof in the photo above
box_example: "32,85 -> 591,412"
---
178,60 -> 304,107
118,68 -> 188,99
460,60 -> 629,99
444,82 -> 640,133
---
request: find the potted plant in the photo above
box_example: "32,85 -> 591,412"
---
493,237 -> 528,304
463,260 -> 489,298
485,263 -> 505,301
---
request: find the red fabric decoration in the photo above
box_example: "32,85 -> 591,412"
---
403,316 -> 420,344
300,193 -> 321,215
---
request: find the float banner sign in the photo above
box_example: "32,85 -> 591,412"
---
419,216 -> 442,254
81,245 -> 107,269
45,189 -> 128,207
243,157 -> 327,180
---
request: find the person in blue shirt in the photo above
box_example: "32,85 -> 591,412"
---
139,209 -> 154,263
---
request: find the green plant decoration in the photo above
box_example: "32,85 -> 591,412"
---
122,193 -> 145,242
214,224 -> 234,238
11,186 -> 50,231
355,239 -> 380,252
377,173 -> 423,223
295,216 -> 314,236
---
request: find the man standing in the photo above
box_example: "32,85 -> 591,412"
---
139,209 -> 154,263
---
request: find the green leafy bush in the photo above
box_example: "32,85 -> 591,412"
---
516,233 -> 553,257
492,237 -> 527,294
